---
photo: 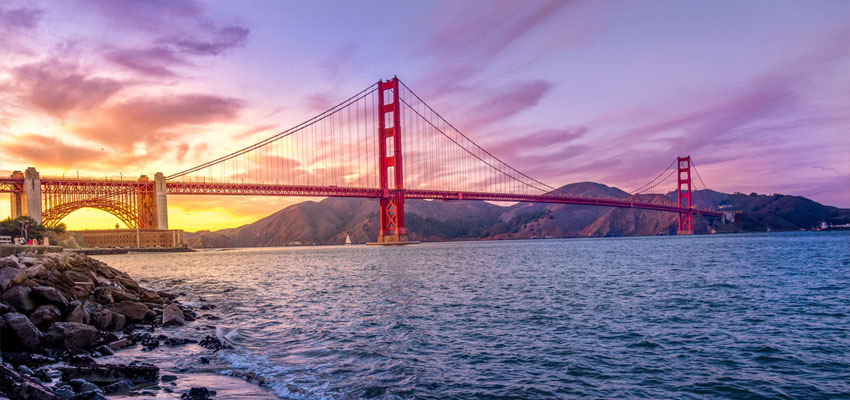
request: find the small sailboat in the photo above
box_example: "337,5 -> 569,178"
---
345,233 -> 352,245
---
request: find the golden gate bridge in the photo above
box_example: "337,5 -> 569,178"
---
1,77 -> 723,242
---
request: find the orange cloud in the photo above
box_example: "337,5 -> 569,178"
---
2,134 -> 103,169
72,93 -> 244,151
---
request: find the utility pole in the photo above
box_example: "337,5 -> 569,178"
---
19,219 -> 30,244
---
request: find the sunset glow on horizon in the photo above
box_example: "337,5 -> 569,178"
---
1,0 -> 848,231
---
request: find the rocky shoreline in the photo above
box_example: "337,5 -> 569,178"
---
0,252 -> 231,399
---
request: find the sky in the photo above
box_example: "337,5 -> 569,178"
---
0,0 -> 848,231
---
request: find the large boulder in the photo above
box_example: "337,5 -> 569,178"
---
64,270 -> 96,284
66,303 -> 90,324
31,285 -> 69,309
59,363 -> 159,385
25,264 -> 47,280
0,364 -> 62,400
93,287 -> 114,304
3,312 -> 44,351
110,312 -> 126,331
161,304 -> 185,327
1,285 -> 35,313
30,305 -> 62,331
114,276 -> 139,291
45,322 -> 98,350
0,266 -> 26,291
90,310 -> 113,331
140,289 -> 163,304
109,301 -> 149,321
0,255 -> 21,269
111,289 -> 137,302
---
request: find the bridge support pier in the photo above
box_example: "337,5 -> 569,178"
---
155,172 -> 168,230
677,156 -> 693,235
8,171 -> 23,219
22,167 -> 42,224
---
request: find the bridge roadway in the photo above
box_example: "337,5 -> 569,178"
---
0,177 -> 719,217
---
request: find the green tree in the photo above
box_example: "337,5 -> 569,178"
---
0,216 -> 50,241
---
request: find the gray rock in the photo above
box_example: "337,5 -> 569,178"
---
94,345 -> 114,356
79,381 -> 99,393
0,285 -> 35,313
69,378 -> 87,390
161,374 -> 177,382
31,285 -> 69,308
0,266 -> 26,291
109,301 -> 149,321
25,264 -> 47,280
162,304 -> 185,326
103,380 -> 131,395
45,322 -> 98,350
3,312 -> 44,351
110,312 -> 126,331
0,364 -> 60,400
72,281 -> 95,296
65,303 -> 90,324
0,255 -> 21,269
110,290 -> 136,302
93,287 -> 113,304
30,304 -> 62,331
64,270 -> 95,285
59,363 -> 159,385
17,365 -> 34,376
114,276 -> 139,291
54,387 -> 74,399
140,289 -> 163,304
89,310 -> 113,330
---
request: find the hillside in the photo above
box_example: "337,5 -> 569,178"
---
184,183 -> 850,247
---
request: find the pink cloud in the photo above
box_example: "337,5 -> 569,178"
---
9,60 -> 125,118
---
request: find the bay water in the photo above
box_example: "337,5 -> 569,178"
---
96,231 -> 850,399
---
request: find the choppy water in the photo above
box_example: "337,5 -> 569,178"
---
95,231 -> 850,399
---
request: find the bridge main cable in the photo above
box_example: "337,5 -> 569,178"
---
166,82 -> 379,180
397,79 -> 558,194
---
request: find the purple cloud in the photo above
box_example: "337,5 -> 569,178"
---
104,46 -> 187,77
80,0 -> 204,31
462,80 -> 554,131
167,25 -> 249,56
489,127 -> 587,156
0,7 -> 43,30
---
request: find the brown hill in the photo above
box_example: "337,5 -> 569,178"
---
184,183 -> 850,247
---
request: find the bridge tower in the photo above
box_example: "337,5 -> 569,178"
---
375,77 -> 409,244
677,156 -> 693,234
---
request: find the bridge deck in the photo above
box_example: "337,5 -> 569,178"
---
0,178 -> 721,217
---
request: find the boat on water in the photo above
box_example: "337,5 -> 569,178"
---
345,233 -> 352,245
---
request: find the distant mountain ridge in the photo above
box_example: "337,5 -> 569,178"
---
185,182 -> 850,247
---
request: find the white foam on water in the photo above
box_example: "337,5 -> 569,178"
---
217,350 -> 337,400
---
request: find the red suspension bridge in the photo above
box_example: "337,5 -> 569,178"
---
2,77 -> 723,242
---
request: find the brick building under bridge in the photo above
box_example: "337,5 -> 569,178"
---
73,229 -> 185,249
